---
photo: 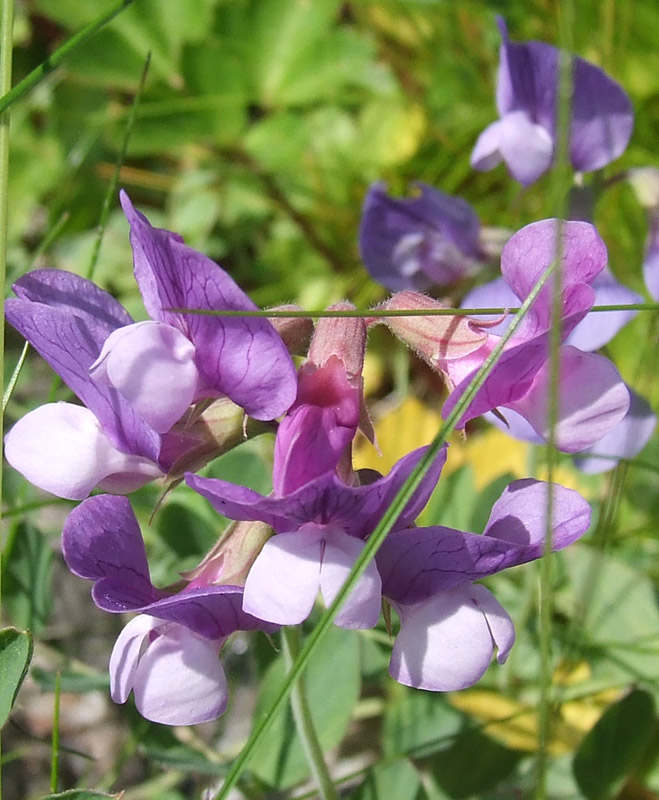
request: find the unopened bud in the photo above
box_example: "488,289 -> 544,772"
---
182,519 -> 272,588
163,397 -> 271,479
308,302 -> 366,382
375,290 -> 488,367
268,305 -> 314,356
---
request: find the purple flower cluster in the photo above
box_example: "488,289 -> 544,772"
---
4,17 -> 652,728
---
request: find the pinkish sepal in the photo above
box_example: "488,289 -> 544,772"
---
375,290 -> 489,367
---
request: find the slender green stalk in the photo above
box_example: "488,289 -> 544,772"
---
169,302 -> 659,320
50,671 -> 62,793
0,0 -> 136,115
281,627 -> 340,800
535,4 -> 575,796
0,4 -> 13,793
212,254 -> 559,800
2,341 -> 28,413
86,52 -> 151,281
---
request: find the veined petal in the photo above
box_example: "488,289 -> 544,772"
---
320,529 -> 382,629
443,334 -> 549,429
242,526 -> 323,625
4,403 -> 162,500
140,585 -> 278,640
120,191 -> 296,421
509,347 -> 630,452
62,495 -> 160,611
188,444 -> 447,538
389,585 -> 515,692
5,298 -> 161,463
132,625 -> 228,725
574,389 -> 657,474
13,268 -> 133,333
91,321 -> 199,433
500,219 -> 606,336
379,480 -> 589,605
484,478 -> 591,549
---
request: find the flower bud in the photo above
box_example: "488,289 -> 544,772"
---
375,290 -> 489,368
162,397 -> 271,479
268,304 -> 314,356
182,519 -> 272,588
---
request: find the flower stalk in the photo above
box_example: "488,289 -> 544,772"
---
281,627 -> 340,800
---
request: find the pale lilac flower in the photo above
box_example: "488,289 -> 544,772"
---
187,446 -> 447,629
442,219 -> 630,452
472,18 -> 633,186
377,479 -> 590,690
62,495 -> 275,725
359,182 -> 486,290
4,193 -> 296,499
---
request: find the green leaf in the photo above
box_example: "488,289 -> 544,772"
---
429,727 -> 523,799
564,547 -> 659,682
242,0 -> 342,106
0,628 -> 33,727
2,522 -> 53,634
137,721 -> 228,776
350,758 -> 420,800
383,687 -> 462,759
31,667 -> 109,694
573,689 -> 656,800
250,625 -> 361,788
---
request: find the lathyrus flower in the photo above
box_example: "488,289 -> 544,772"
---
62,495 -> 276,725
187,446 -> 447,629
273,303 -> 372,495
440,219 -> 630,452
459,222 -> 655,469
359,182 -> 487,291
472,18 -> 633,186
377,479 -> 590,690
4,192 -> 296,499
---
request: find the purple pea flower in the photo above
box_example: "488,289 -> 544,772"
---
62,495 -> 276,725
377,479 -> 591,690
442,219 -> 630,452
274,303 -> 370,496
187,445 -> 447,629
359,182 -> 486,291
4,192 -> 296,499
472,18 -> 633,186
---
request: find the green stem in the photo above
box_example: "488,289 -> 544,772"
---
535,4 -> 575,797
281,628 -> 340,800
168,302 -> 659,320
0,0 -> 136,115
212,251 -> 559,800
50,671 -> 62,793
0,0 -> 14,793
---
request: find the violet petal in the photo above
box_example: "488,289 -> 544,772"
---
120,191 -> 297,421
